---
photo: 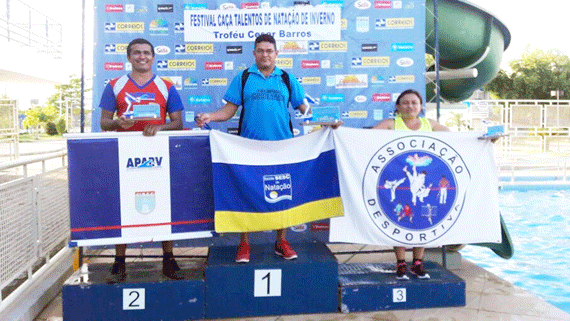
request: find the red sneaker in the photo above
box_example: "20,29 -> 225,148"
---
396,261 -> 409,280
275,239 -> 298,260
235,241 -> 250,263
411,260 -> 430,279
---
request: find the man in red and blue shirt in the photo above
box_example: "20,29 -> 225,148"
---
99,38 -> 184,282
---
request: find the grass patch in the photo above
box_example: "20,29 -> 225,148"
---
19,133 -> 64,142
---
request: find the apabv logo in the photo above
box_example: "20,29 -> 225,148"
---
362,135 -> 470,245
126,157 -> 163,168
263,173 -> 293,203
135,191 -> 155,214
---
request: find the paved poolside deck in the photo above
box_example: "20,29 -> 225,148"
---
34,245 -> 570,321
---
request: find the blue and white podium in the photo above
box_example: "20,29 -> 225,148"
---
205,241 -> 339,319
338,262 -> 466,312
62,248 -> 466,320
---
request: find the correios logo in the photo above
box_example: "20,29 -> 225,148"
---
362,135 -> 470,245
126,157 -> 163,169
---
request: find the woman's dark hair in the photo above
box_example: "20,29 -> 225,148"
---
394,89 -> 423,114
127,38 -> 155,58
396,89 -> 423,106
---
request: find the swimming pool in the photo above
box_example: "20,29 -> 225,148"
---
461,186 -> 570,314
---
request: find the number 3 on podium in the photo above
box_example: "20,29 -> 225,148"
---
393,288 -> 407,303
254,269 -> 282,297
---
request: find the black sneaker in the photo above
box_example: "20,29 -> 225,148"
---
396,261 -> 409,280
411,260 -> 430,279
163,256 -> 185,280
106,261 -> 126,283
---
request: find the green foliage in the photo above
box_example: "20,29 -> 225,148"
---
425,54 -> 435,68
45,122 -> 58,135
56,117 -> 66,135
485,46 -> 570,99
23,105 -> 58,129
46,75 -> 89,115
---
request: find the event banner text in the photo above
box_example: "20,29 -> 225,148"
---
184,7 -> 341,42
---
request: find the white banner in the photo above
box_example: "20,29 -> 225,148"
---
118,135 -> 172,238
329,127 -> 501,247
184,6 -> 341,42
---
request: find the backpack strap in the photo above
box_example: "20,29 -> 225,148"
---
237,69 -> 250,135
280,70 -> 291,105
280,70 -> 294,134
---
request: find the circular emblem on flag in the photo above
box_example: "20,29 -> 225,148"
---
362,135 -> 470,245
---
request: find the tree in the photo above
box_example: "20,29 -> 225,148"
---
44,75 -> 91,132
23,105 -> 58,137
56,117 -> 67,135
485,46 -> 570,99
46,75 -> 84,114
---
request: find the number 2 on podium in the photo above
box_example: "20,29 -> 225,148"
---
254,269 -> 282,297
123,288 -> 145,310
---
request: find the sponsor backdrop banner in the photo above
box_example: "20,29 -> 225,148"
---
329,127 -> 501,247
67,131 -> 215,246
92,0 -> 426,133
209,128 -> 343,232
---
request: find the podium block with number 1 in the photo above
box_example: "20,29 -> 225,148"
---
205,242 -> 338,319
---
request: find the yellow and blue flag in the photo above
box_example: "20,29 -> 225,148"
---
209,128 -> 343,233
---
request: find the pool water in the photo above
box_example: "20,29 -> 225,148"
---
461,188 -> 570,314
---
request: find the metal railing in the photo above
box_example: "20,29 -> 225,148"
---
0,99 -> 18,161
497,156 -> 569,186
0,0 -> 62,58
433,100 -> 570,184
0,150 -> 69,307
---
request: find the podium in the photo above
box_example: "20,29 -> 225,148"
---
62,246 -> 466,320
205,241 -> 339,319
61,261 -> 206,321
338,262 -> 466,312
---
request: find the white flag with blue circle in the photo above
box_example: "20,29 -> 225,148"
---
329,127 -> 501,247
